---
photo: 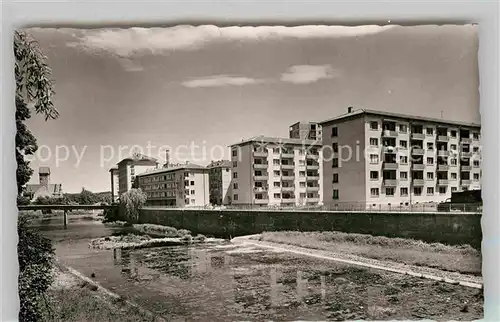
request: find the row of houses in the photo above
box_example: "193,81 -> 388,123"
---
109,107 -> 482,209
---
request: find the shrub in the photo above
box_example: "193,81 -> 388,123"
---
102,205 -> 121,223
194,234 -> 207,242
18,214 -> 55,321
119,189 -> 147,223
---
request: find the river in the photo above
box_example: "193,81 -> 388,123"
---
30,214 -> 483,321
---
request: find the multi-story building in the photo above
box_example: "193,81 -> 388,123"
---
229,135 -> 323,206
109,167 -> 119,202
206,160 -> 232,205
136,162 -> 210,207
117,153 -> 159,196
320,108 -> 481,209
289,121 -> 322,141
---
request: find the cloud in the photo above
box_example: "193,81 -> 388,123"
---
182,75 -> 265,88
65,25 -> 395,57
280,65 -> 339,84
118,58 -> 144,72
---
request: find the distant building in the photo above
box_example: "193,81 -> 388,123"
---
207,160 -> 232,205
289,121 -> 322,141
117,153 -> 159,196
25,167 -> 63,201
136,162 -> 210,207
229,135 -> 323,206
319,107 -> 482,209
109,167 -> 119,202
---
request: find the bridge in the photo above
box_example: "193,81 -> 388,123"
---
18,204 -> 117,228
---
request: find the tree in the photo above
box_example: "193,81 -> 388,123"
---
119,189 -> 147,223
79,188 -> 98,205
14,30 -> 58,197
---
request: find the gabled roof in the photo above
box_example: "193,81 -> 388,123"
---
229,135 -> 322,147
136,162 -> 206,177
39,167 -> 51,175
206,160 -> 232,168
25,183 -> 62,199
117,153 -> 158,166
319,108 -> 481,128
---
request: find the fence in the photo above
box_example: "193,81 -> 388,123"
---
143,202 -> 482,213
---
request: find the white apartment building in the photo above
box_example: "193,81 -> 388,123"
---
320,108 -> 481,209
229,135 -> 323,206
289,121 -> 322,141
117,153 -> 159,196
136,162 -> 210,207
207,160 -> 232,205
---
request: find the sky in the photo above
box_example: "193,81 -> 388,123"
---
23,24 -> 479,193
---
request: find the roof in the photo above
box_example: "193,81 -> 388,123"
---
136,162 -> 206,177
206,160 -> 232,168
229,135 -> 322,147
25,183 -> 62,197
39,167 -> 51,175
319,108 -> 481,128
117,153 -> 158,166
109,167 -> 118,173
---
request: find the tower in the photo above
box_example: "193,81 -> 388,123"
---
39,167 -> 50,187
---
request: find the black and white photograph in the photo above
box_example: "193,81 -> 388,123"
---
14,23 -> 483,321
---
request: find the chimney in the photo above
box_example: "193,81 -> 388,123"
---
347,106 -> 353,113
165,149 -> 170,168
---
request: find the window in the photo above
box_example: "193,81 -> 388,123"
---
427,157 -> 434,165
450,144 -> 457,151
370,122 -> 378,130
400,187 -> 408,196
427,172 -> 434,180
451,158 -> 457,166
273,170 -> 280,177
191,181 -> 195,185
185,190 -> 189,195
427,187 -> 434,195
400,172 -> 408,180
450,130 -> 457,138
274,193 -> 281,198
232,149 -> 237,157
233,194 -> 238,200
331,127 -> 338,137
400,140 -> 407,148
273,148 -> 279,154
185,199 -> 190,204
426,128 -> 434,135
451,173 -> 457,180
191,190 -> 195,194
473,132 -> 479,140
233,183 -> 238,189
451,187 -> 458,192
400,156 -> 408,164
427,142 -> 434,150
332,143 -> 339,153
273,182 -> 281,187
299,160 -> 306,166
370,138 -> 378,146
371,188 -> 379,197
233,172 -> 238,179
233,161 -> 237,167
332,158 -> 339,168
299,171 -> 305,177
473,147 -> 479,153
370,171 -> 379,180
414,187 -> 422,196
332,189 -> 339,200
473,173 -> 480,180
439,186 -> 447,194
273,159 -> 280,165
332,173 -> 339,183
299,182 -> 306,187
386,188 -> 395,196
370,154 -> 379,164
300,193 -> 306,198
473,160 -> 480,167
399,124 -> 407,133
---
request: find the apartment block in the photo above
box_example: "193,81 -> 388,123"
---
136,162 -> 209,207
229,135 -> 323,206
289,121 -> 322,141
207,160 -> 232,205
320,108 -> 481,209
117,154 -> 159,196
109,167 -> 119,202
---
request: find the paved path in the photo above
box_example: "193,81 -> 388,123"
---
231,235 -> 482,289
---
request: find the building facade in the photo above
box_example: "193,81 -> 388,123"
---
117,154 -> 159,196
289,121 -> 322,141
207,160 -> 232,205
320,108 -> 481,209
229,136 -> 323,206
109,167 -> 119,202
136,163 -> 210,207
25,167 -> 63,201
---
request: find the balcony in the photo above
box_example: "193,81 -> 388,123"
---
306,175 -> 320,181
306,197 -> 320,203
253,151 -> 268,157
412,163 -> 425,171
413,179 -> 425,186
437,135 -> 450,142
461,179 -> 472,185
461,151 -> 473,158
306,154 -> 319,160
382,146 -> 397,154
382,162 -> 398,170
254,198 -> 269,204
306,186 -> 320,192
383,179 -> 398,186
306,164 -> 319,170
438,179 -> 449,186
437,150 -> 450,157
281,164 -> 295,170
411,133 -> 425,140
437,165 -> 449,171
281,152 -> 295,158
253,163 -> 268,169
461,165 -> 472,171
253,175 -> 269,181
253,187 -> 268,193
411,148 -> 425,155
281,198 -> 296,204
382,130 -> 398,138
281,186 -> 295,192
281,175 -> 295,181
461,138 -> 473,144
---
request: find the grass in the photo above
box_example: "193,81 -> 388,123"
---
133,224 -> 192,238
256,231 -> 481,275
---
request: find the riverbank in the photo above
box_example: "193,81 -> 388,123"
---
254,231 -> 481,276
42,264 -> 164,322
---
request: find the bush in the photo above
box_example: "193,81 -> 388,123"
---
18,214 -> 55,321
119,189 -> 147,224
102,205 -> 121,223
